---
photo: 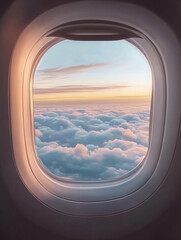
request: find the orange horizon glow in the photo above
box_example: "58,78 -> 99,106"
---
33,94 -> 151,103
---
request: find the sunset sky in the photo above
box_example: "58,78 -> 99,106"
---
33,40 -> 152,103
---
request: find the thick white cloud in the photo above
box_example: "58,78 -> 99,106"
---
35,129 -> 42,137
34,104 -> 150,181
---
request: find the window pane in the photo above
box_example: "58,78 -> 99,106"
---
33,40 -> 152,181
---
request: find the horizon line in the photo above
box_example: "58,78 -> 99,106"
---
33,95 -> 151,105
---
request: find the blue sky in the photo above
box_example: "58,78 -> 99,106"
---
34,40 -> 152,102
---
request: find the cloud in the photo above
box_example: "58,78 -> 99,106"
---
34,104 -> 150,181
35,129 -> 42,137
35,63 -> 111,83
33,85 -> 127,94
38,143 -> 145,180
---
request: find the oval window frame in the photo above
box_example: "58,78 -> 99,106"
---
10,1 -> 181,216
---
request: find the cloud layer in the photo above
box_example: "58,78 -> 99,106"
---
34,103 -> 150,181
38,63 -> 111,76
35,63 -> 111,85
33,85 -> 127,95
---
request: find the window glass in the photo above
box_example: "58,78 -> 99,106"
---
33,40 -> 152,181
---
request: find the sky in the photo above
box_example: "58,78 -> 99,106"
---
33,39 -> 152,181
33,40 -> 152,103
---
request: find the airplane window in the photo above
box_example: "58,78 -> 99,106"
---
10,0 -> 180,219
33,40 -> 152,181
6,0 -> 181,238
